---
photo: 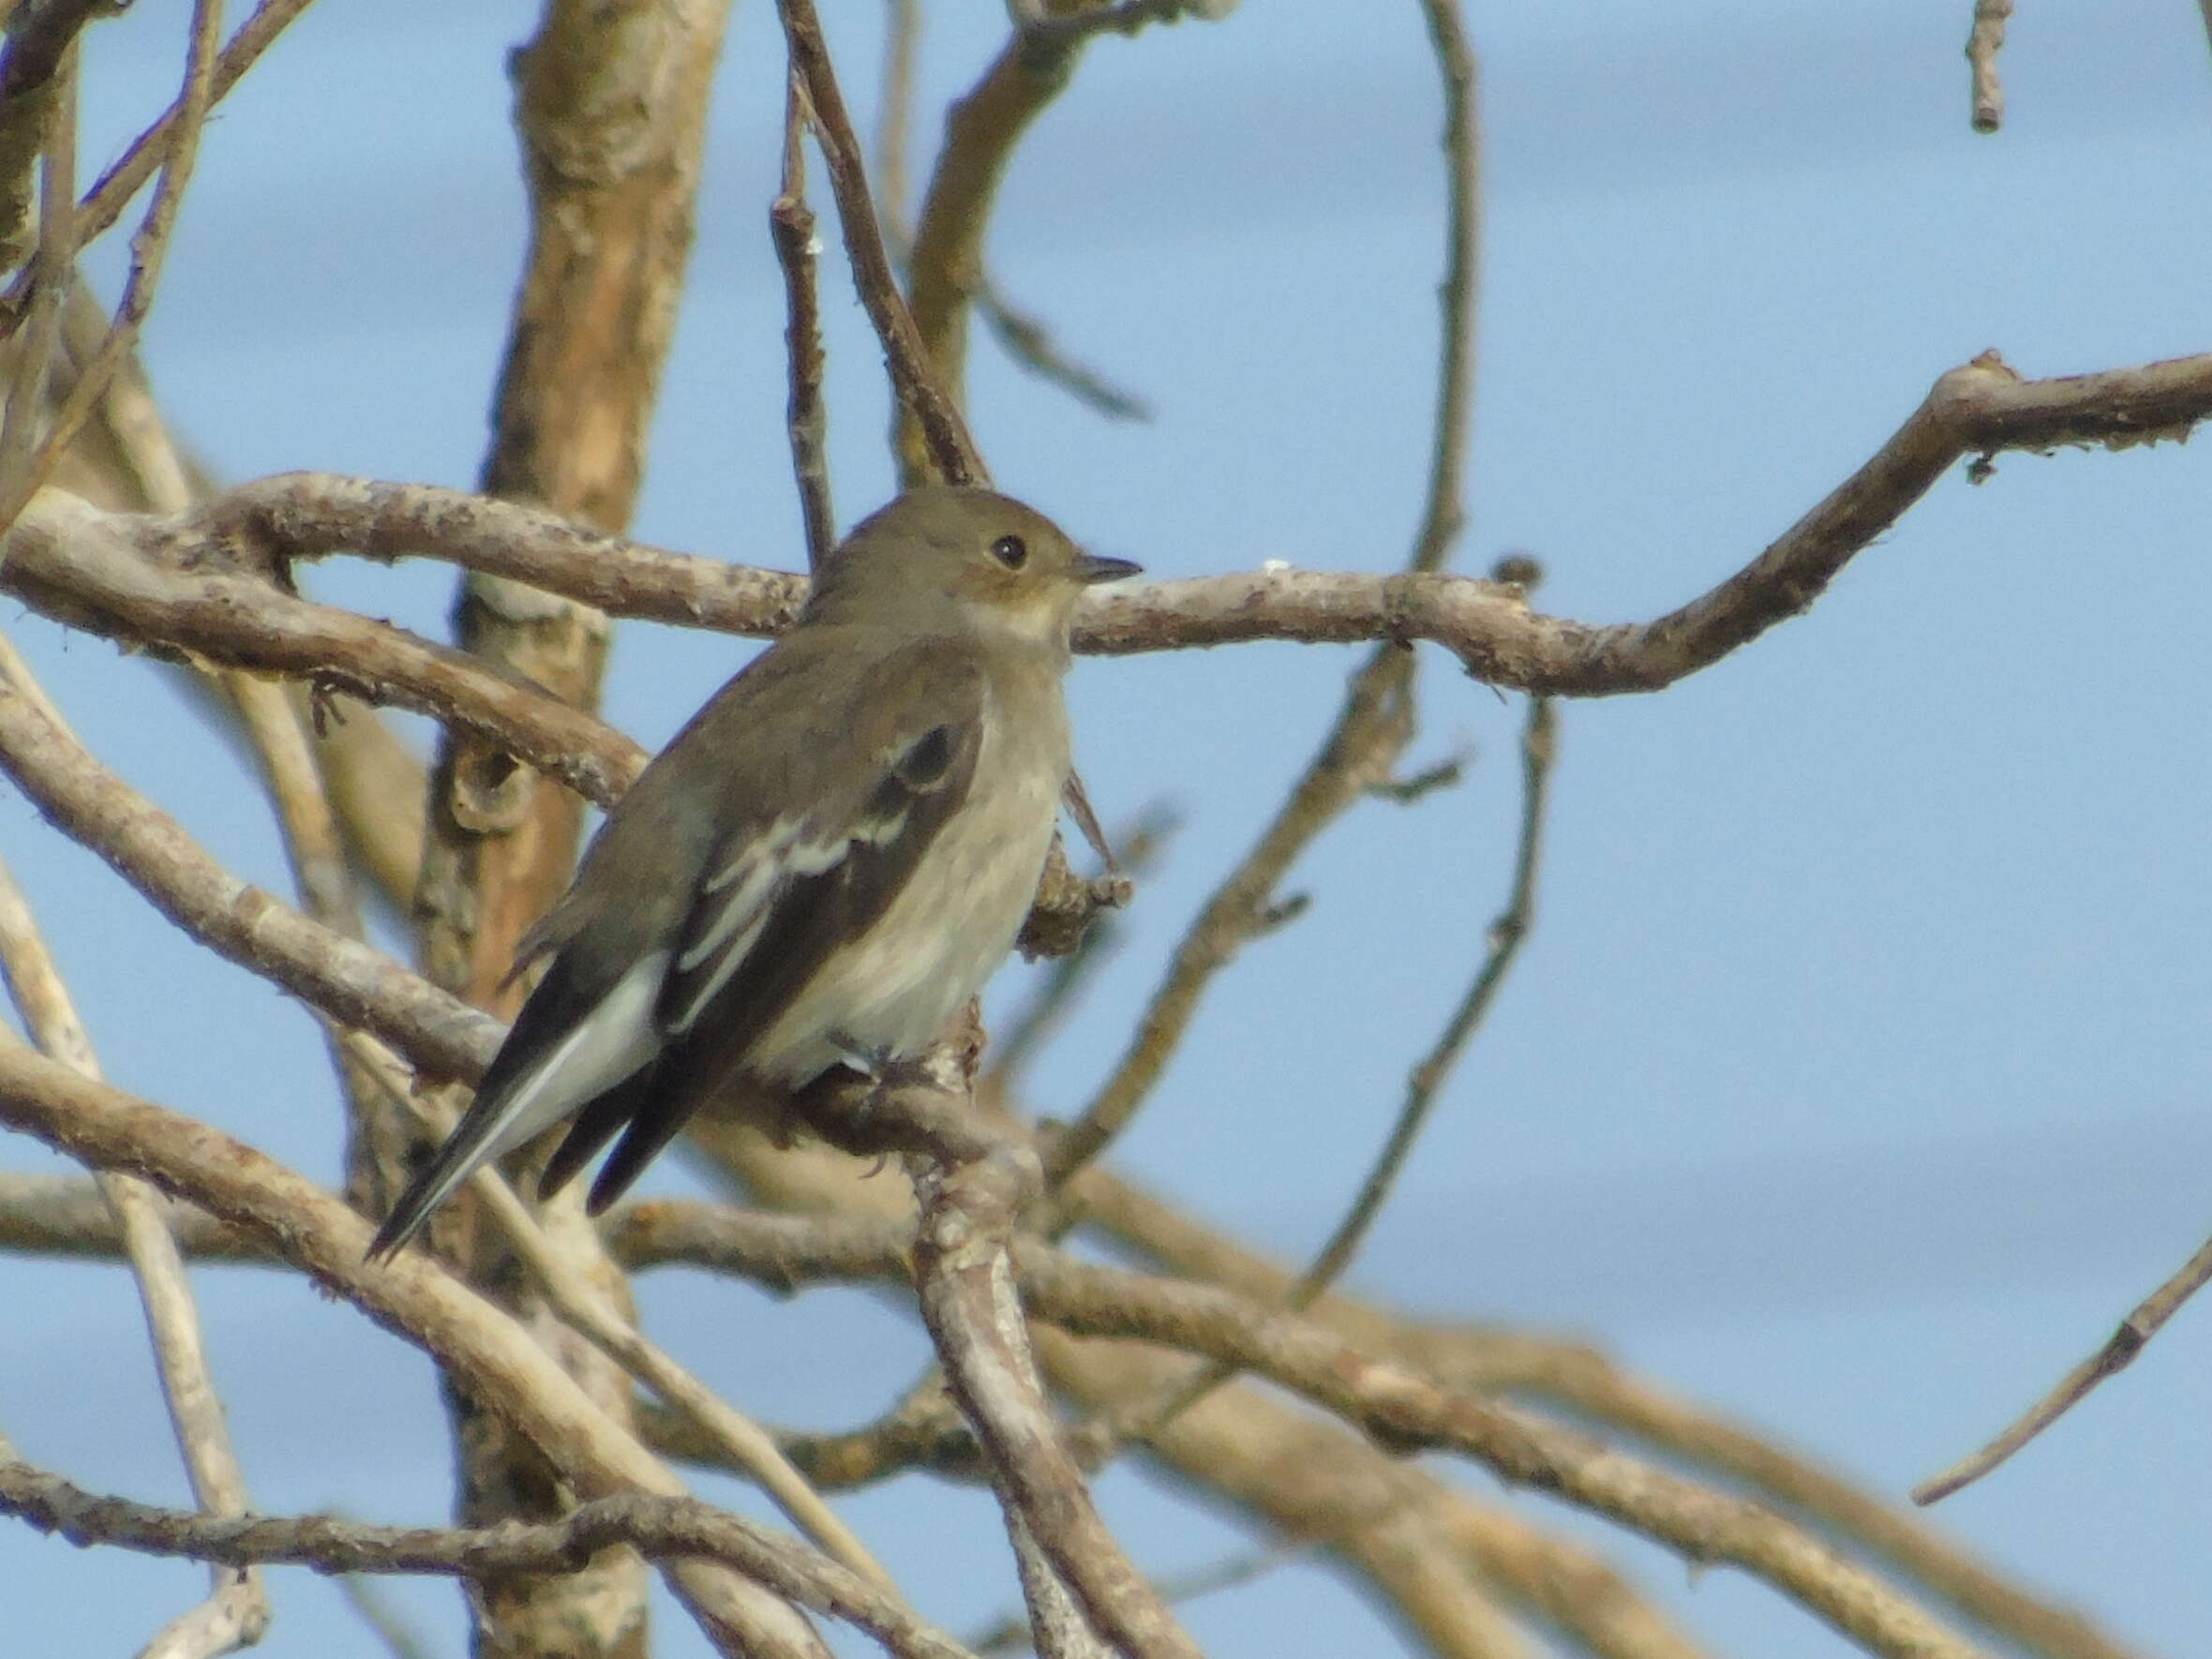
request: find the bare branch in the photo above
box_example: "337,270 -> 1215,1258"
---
1043,639 -> 1414,1183
1113,691 -> 1555,1446
0,1462 -> 974,1659
13,338 -> 2201,698
0,0 -> 111,267
0,1171 -> 262,1261
616,1195 -> 1992,1659
1015,1248 -> 2000,1659
976,279 -> 1152,423
1014,2 -> 1237,52
194,471 -> 808,632
896,32 -> 1075,483
1080,349 -> 2212,689
0,37 -> 75,517
34,0 -> 316,296
1307,693 -> 1549,1295
1407,0 -> 1481,574
1914,1230 -> 2212,1506
880,1081 -> 1202,1659
1,486 -> 650,807
1037,0 -> 1480,1189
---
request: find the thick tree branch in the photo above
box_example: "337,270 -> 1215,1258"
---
0,487 -> 650,806
0,649 -> 501,1082
1014,1250 -> 1997,1659
0,345 -> 2190,706
911,1138 -> 1200,1659
0,1042 -> 830,1659
1081,1173 -> 2138,1659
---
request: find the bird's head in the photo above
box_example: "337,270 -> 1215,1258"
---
807,486 -> 1141,648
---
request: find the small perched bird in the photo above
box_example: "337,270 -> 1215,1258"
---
369,486 -> 1138,1259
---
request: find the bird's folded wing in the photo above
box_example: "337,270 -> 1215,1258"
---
560,651 -> 985,1211
658,675 -> 980,1044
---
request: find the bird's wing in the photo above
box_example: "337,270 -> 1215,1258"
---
369,628 -> 979,1259
560,649 -> 985,1211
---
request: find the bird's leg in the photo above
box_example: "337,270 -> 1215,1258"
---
820,1034 -> 936,1171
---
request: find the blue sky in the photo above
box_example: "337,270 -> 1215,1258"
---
6,2 -> 2212,1655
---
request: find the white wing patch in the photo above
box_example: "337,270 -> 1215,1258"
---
660,726 -> 955,1040
482,949 -> 670,1162
666,820 -> 852,1036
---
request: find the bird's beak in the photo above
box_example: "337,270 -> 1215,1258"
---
1076,552 -> 1143,586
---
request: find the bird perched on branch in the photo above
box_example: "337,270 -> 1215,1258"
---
369,486 -> 1139,1259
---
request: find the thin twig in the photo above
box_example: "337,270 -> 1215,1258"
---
1041,0 -> 1482,1188
1966,0 -> 2014,133
1041,642 -> 1415,1185
773,72 -> 835,570
1407,0 -> 1480,575
0,0 -> 318,337
0,846 -> 271,1657
1111,695 -> 1552,1447
988,805 -> 1174,1090
0,1462 -> 973,1659
0,0 -> 222,531
874,7 -> 1151,435
775,0 -> 984,486
1304,695 -> 1548,1299
1914,1230 -> 2212,1504
976,286 -> 1151,422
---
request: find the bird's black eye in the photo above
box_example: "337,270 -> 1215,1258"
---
990,533 -> 1028,570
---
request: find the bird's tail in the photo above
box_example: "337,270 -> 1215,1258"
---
366,1108 -> 510,1261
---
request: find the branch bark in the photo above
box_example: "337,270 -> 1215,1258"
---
0,1042 -> 830,1659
